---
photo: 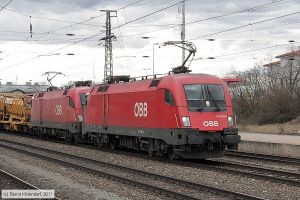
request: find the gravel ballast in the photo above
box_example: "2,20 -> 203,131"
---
0,132 -> 299,200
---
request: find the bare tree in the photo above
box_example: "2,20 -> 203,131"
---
281,58 -> 300,94
227,57 -> 300,125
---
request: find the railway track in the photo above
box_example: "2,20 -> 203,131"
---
0,169 -> 60,200
1,132 -> 299,186
0,139 -> 265,200
225,150 -> 300,165
0,169 -> 38,190
186,159 -> 300,186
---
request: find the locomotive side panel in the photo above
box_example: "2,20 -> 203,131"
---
42,96 -> 68,123
84,93 -> 104,126
108,89 -> 158,128
30,96 -> 42,125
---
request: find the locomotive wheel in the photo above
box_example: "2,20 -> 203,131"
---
63,132 -> 70,144
147,146 -> 154,157
96,135 -> 104,148
63,135 -> 68,144
155,150 -> 163,157
110,139 -> 117,150
74,133 -> 80,145
147,139 -> 154,156
110,142 -> 116,150
168,149 -> 177,160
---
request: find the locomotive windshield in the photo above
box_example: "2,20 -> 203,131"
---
184,84 -> 226,112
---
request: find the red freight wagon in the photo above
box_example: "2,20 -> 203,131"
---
31,87 -> 90,140
83,74 -> 240,159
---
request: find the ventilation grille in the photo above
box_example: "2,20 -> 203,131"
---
37,93 -> 44,98
97,84 -> 110,92
63,90 -> 68,95
149,79 -> 161,87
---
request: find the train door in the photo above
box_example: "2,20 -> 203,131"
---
40,99 -> 43,125
103,94 -> 109,129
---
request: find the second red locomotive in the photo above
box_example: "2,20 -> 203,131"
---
31,87 -> 89,140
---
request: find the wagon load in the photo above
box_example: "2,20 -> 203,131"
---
0,93 -> 31,131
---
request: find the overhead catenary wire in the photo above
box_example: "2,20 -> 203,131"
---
212,20 -> 300,39
0,0 -> 186,71
188,11 -> 300,41
2,7 -> 99,27
194,41 -> 300,61
0,0 -> 150,62
2,0 -> 146,28
185,0 -> 291,26
0,0 -> 12,12
1,0 -> 293,44
46,0 -> 186,55
7,0 -> 146,45
117,0 -> 294,39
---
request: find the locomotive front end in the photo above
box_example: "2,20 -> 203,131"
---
182,83 -> 240,151
165,74 -> 240,159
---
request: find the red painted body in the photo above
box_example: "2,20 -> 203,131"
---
31,87 -> 90,125
84,74 -> 234,131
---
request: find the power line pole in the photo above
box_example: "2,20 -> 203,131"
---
100,10 -> 117,84
181,1 -> 185,64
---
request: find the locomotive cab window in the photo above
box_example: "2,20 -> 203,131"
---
79,93 -> 86,107
184,84 -> 226,112
165,89 -> 176,106
68,96 -> 75,108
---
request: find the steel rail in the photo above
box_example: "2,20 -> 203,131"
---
0,132 -> 298,185
188,160 -> 300,186
0,139 -> 266,200
0,169 -> 61,200
218,160 -> 300,183
0,131 -> 298,185
226,151 -> 300,165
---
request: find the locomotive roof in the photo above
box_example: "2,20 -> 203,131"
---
92,73 -> 224,94
34,87 -> 90,99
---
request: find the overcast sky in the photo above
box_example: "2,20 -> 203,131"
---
0,0 -> 299,86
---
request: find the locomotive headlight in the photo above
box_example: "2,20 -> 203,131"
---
228,116 -> 234,127
78,114 -> 83,122
182,116 -> 191,127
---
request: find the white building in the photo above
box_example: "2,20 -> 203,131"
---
263,48 -> 300,90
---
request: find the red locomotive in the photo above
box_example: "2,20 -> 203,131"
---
81,73 -> 240,159
30,87 -> 90,140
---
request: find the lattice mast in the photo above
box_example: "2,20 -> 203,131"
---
100,10 -> 117,83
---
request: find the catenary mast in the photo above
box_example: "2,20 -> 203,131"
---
100,10 -> 117,84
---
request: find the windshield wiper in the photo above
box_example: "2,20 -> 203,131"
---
206,86 -> 221,111
190,107 -> 203,111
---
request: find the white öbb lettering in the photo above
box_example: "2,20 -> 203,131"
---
55,105 -> 63,116
134,102 -> 147,117
203,121 -> 218,127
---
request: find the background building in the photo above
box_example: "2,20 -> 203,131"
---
0,81 -> 48,95
264,48 -> 300,89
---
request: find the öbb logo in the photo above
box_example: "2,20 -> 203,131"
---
55,105 -> 63,116
203,121 -> 219,127
134,102 -> 147,117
